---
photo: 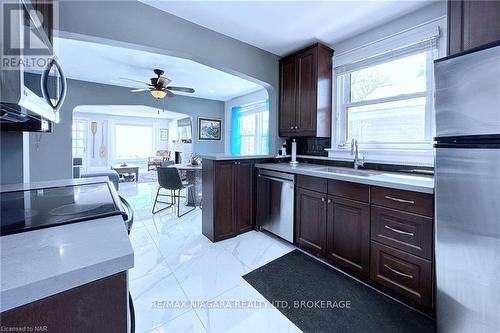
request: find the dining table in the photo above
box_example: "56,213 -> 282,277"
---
167,163 -> 202,207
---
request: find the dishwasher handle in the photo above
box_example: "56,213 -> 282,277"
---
257,169 -> 294,183
259,174 -> 292,183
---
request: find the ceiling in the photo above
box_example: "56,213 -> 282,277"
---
74,105 -> 188,120
54,38 -> 264,101
140,0 -> 437,56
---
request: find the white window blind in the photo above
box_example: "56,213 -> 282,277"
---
329,18 -> 445,166
335,37 -> 439,76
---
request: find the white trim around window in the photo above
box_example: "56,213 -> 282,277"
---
328,19 -> 445,167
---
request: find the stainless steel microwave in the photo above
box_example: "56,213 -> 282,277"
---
0,0 -> 66,132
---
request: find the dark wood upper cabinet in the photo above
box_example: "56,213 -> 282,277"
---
279,43 -> 333,138
279,57 -> 297,137
448,0 -> 500,55
296,48 -> 317,135
326,196 -> 370,278
295,187 -> 327,256
202,159 -> 256,242
32,0 -> 54,43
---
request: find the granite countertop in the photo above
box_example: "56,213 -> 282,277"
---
255,162 -> 434,194
0,178 -> 134,312
200,153 -> 275,160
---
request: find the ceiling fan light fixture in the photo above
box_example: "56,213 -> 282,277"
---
150,89 -> 167,99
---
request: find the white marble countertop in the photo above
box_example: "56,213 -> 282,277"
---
0,178 -> 134,312
200,153 -> 274,161
0,176 -> 110,192
255,162 -> 434,194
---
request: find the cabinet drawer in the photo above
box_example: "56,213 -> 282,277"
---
371,186 -> 433,216
371,242 -> 432,308
328,179 -> 369,202
297,175 -> 327,193
371,206 -> 433,260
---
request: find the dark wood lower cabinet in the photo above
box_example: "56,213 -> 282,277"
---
0,272 -> 127,333
326,196 -> 370,278
213,161 -> 235,240
295,187 -> 327,256
234,160 -> 254,234
294,175 -> 434,310
202,159 -> 259,242
371,206 -> 433,260
371,241 -> 432,308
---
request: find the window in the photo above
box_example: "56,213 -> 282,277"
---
72,120 -> 86,157
335,42 -> 437,150
177,117 -> 192,141
115,124 -> 153,160
231,100 -> 269,155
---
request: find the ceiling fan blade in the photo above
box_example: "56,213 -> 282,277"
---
167,86 -> 195,93
158,76 -> 172,87
130,88 -> 150,92
119,77 -> 152,86
165,90 -> 176,98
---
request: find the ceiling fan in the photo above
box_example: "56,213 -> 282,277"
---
120,69 -> 195,99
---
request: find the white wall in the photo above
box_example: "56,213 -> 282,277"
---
28,78 -> 225,182
73,111 -> 172,172
330,2 -> 447,56
223,89 -> 269,154
58,0 -> 280,154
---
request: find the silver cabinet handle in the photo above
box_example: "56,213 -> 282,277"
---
295,126 -> 298,129
384,196 -> 415,204
327,199 -> 332,203
321,197 -> 325,202
384,225 -> 414,236
290,126 -> 294,129
384,264 -> 413,279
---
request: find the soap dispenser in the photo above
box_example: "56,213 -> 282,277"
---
290,139 -> 298,165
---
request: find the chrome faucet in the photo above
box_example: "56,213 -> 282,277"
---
350,138 -> 364,169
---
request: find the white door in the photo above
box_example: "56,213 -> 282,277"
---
72,120 -> 88,171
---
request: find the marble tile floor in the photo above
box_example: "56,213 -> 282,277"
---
119,182 -> 301,333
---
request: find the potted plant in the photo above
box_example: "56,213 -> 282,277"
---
190,154 -> 201,166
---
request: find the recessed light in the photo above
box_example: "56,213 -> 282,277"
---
209,89 -> 215,93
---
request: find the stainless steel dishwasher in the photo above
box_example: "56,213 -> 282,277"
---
256,169 -> 295,243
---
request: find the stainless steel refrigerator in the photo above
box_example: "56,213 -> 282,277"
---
434,42 -> 500,333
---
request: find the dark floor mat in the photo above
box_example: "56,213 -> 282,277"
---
243,250 -> 435,333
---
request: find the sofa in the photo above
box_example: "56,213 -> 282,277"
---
81,170 -> 120,190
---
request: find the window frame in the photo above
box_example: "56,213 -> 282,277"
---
233,99 -> 269,155
334,48 -> 436,151
72,119 -> 87,157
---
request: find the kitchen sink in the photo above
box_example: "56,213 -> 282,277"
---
313,167 -> 378,177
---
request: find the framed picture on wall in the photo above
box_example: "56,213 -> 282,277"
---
198,117 -> 222,141
159,128 -> 169,141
